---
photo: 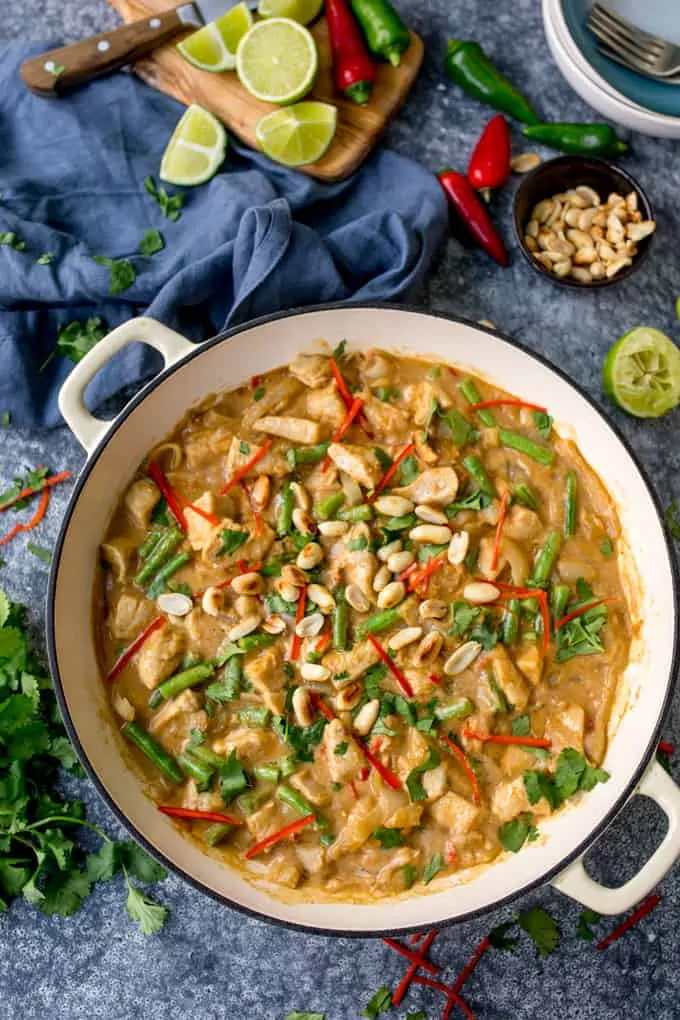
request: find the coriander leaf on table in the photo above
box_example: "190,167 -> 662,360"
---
94,256 -> 136,295
139,229 -> 165,256
56,317 -> 107,365
576,908 -> 602,942
0,231 -> 26,251
85,841 -> 120,883
119,841 -> 167,884
144,176 -> 184,221
40,867 -> 92,917
0,412 -> 10,427
37,253 -> 54,265
488,920 -> 518,951
517,905 -> 559,956
361,985 -> 392,1018
125,883 -> 169,935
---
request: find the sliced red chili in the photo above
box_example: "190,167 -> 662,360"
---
158,806 -> 242,825
385,930 -> 440,1007
289,584 -> 307,661
462,729 -> 551,749
555,597 -> 620,630
0,485 -> 51,548
322,395 -> 366,470
366,634 -> 414,697
439,733 -> 481,803
467,398 -> 548,413
368,441 -> 416,502
490,489 -> 509,572
244,813 -> 315,859
412,975 -> 476,1020
329,358 -> 372,437
452,935 -> 491,994
407,552 -> 448,593
659,740 -> 675,756
309,690 -> 334,722
358,739 -> 401,790
147,461 -> 188,531
596,894 -> 661,951
105,616 -> 165,683
0,468 -> 72,513
428,673 -> 442,685
220,439 -> 273,495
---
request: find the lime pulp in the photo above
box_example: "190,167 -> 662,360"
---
602,326 -> 680,418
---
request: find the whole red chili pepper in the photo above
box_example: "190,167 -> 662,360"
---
326,0 -> 377,105
438,169 -> 509,266
467,114 -> 511,190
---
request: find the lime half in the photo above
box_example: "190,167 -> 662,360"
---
602,326 -> 680,418
236,18 -> 318,104
256,101 -> 336,167
160,105 -> 227,186
177,2 -> 253,71
258,0 -> 324,24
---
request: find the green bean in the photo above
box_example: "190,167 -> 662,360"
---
435,697 -> 475,722
440,408 -> 475,446
333,595 -> 349,650
552,584 -> 570,626
238,633 -> 276,653
356,606 -> 402,638
121,721 -> 183,783
287,443 -> 330,468
278,755 -> 297,777
134,529 -> 183,585
178,753 -> 214,791
277,479 -> 294,537
314,491 -> 345,520
203,823 -> 234,847
239,706 -> 271,728
502,599 -> 520,645
148,662 -> 215,708
277,783 -> 315,816
512,483 -> 540,510
189,744 -> 227,768
260,557 -> 285,577
462,455 -> 496,498
253,763 -> 280,783
225,655 -> 242,696
460,379 -> 495,426
498,429 -> 555,466
146,551 -> 192,598
564,471 -> 577,538
381,513 -> 418,532
337,504 -> 374,522
236,789 -> 270,815
531,530 -> 562,587
138,531 -> 162,560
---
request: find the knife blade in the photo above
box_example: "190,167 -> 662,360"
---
20,0 -> 257,98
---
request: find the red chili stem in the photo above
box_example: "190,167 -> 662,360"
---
451,935 -> 491,994
158,806 -> 243,825
105,616 -> 165,683
438,170 -> 509,267
555,597 -> 620,630
244,814 -> 315,859
490,490 -> 509,572
439,733 -> 481,803
326,0 -> 376,103
358,740 -> 401,790
407,552 -> 448,593
462,729 -> 551,749
466,398 -> 548,413
412,975 -> 476,1020
322,395 -> 366,470
220,439 -> 273,495
147,461 -> 188,531
366,634 -> 414,697
368,441 -> 416,502
596,894 -> 661,951
659,740 -> 675,756
467,114 -> 511,190
0,469 -> 72,513
289,584 -> 307,661
389,929 -> 440,1006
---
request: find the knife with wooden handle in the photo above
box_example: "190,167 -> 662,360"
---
21,0 -> 249,97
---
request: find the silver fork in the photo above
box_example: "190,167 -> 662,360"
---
587,2 -> 680,78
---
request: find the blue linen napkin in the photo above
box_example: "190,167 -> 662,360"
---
0,42 -> 448,428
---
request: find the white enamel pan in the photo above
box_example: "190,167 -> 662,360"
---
48,305 -> 680,935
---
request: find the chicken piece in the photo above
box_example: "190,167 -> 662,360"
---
501,745 -> 537,777
224,436 -> 261,479
374,846 -> 421,893
204,517 -> 275,568
477,535 -> 529,586
289,767 -> 332,807
112,691 -> 135,723
245,800 -> 282,840
503,505 -> 542,541
148,690 -> 204,735
101,538 -> 136,582
183,608 -> 229,660
393,467 -> 458,506
180,781 -> 226,814
242,377 -> 303,429
290,352 -> 333,388
123,478 -> 160,530
305,382 -> 347,432
423,765 -> 448,802
361,397 -> 409,439
430,791 -> 481,835
515,643 -> 543,686
323,640 -> 380,685
360,349 -> 396,387
183,427 -> 233,470
253,416 -> 321,445
488,646 -> 530,713
263,850 -> 302,888
108,591 -> 154,640
395,727 -> 431,784
408,380 -> 453,427
244,646 -> 288,715
327,795 -> 385,861
384,802 -> 423,829
492,775 -> 550,824
326,442 -> 382,490
321,719 -> 364,783
184,492 -> 219,552
295,843 -> 326,876
213,727 -> 279,759
137,626 -> 185,690
545,703 -> 586,756
341,523 -> 378,600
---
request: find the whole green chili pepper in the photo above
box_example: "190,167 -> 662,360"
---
523,122 -> 627,156
445,38 -> 539,125
148,662 -> 215,708
121,722 -> 183,783
350,0 -> 411,66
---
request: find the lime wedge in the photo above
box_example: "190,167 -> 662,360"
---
255,100 -> 336,167
258,0 -> 324,25
602,326 -> 680,418
160,105 -> 227,186
177,2 -> 253,71
236,18 -> 318,104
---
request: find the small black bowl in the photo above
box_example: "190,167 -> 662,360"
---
512,155 -> 655,289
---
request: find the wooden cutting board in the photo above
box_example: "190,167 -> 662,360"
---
108,0 -> 424,181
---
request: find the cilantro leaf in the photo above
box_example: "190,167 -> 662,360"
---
85,841 -> 120,882
334,741 -> 349,757
217,528 -> 248,557
517,906 -> 559,956
218,750 -> 249,804
371,827 -> 403,849
348,536 -> 369,552
94,256 -> 136,295
406,747 -> 440,802
576,908 -> 601,942
55,317 -> 107,365
373,447 -> 393,472
48,735 -> 80,772
498,813 -> 536,853
488,920 -> 518,951
554,747 -> 587,801
119,842 -> 167,884
600,538 -> 614,557
665,499 -> 680,540
125,883 -> 169,935
0,232 -> 26,251
511,715 -> 531,737
533,411 -> 553,439
361,985 -> 392,1018
402,863 -> 418,889
0,412 -> 9,427
406,1013 -> 427,1020
37,253 -> 54,265
447,488 -> 493,516
449,601 -> 482,637
144,176 -> 184,221
422,852 -> 444,885
40,867 -> 92,917
139,229 -> 165,256
398,454 -> 419,486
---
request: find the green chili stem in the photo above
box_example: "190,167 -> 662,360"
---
462,455 -> 496,498
498,429 -> 555,466
134,529 -> 183,585
314,491 -> 346,520
564,471 -> 577,538
148,662 -> 215,708
503,599 -> 520,645
146,551 -> 191,598
356,606 -> 402,638
460,379 -> 495,426
532,530 -> 562,586
121,722 -> 183,782
337,504 -> 374,522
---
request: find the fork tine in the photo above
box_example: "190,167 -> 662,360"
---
588,9 -> 657,65
590,3 -> 665,54
595,43 -> 654,76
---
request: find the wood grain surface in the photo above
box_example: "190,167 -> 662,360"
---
108,0 -> 424,181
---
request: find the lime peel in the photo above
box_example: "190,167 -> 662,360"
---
160,105 -> 227,187
602,326 -> 680,419
256,101 -> 337,167
177,2 -> 253,71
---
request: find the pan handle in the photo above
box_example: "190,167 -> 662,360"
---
58,316 -> 195,454
552,759 -> 680,915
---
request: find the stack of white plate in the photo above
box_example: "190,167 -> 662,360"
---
543,0 -> 680,138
